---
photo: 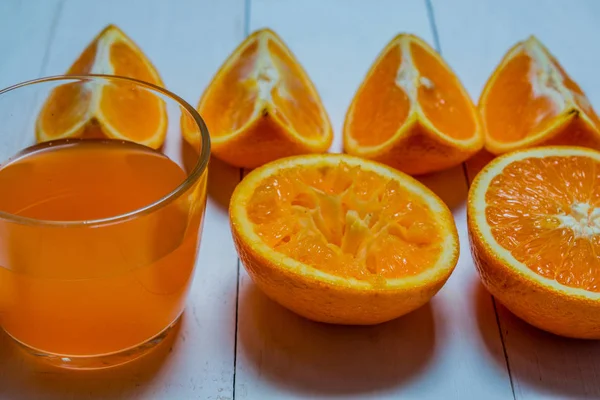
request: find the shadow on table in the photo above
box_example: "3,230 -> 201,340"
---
207,155 -> 240,210
238,284 -> 437,396
473,282 -> 513,370
474,283 -> 600,398
0,314 -> 183,399
416,165 -> 468,211
463,150 -> 495,185
180,137 -> 241,211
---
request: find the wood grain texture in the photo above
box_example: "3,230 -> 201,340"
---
433,0 -> 600,398
233,1 -> 512,398
0,0 -> 244,399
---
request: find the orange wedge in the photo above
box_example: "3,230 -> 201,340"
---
479,36 -> 600,155
36,24 -> 167,149
343,34 -> 483,175
184,29 -> 333,169
469,146 -> 600,338
230,154 -> 459,324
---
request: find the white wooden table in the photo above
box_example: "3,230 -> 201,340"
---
2,0 -> 600,398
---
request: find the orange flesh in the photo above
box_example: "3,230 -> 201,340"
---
484,51 -> 562,143
100,82 -> 164,143
37,27 -> 164,145
484,45 -> 600,144
486,156 -> 600,291
111,41 -> 157,83
201,42 -> 260,136
201,35 -> 326,140
553,58 -> 600,128
36,37 -> 98,139
411,43 -> 475,140
37,83 -> 92,139
267,40 -> 326,140
246,162 -> 443,281
347,45 -> 410,147
347,38 -> 476,148
68,38 -> 98,74
100,40 -> 164,142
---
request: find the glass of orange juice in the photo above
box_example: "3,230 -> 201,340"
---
0,75 -> 210,369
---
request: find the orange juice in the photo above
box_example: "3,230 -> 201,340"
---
0,139 -> 205,357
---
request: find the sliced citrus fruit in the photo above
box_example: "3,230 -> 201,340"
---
468,146 -> 600,338
343,33 -> 483,176
230,154 -> 459,324
36,24 -> 167,149
479,36 -> 600,155
184,28 -> 333,169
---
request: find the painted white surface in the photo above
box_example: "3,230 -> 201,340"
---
1,0 -> 600,398
433,0 -> 600,398
0,0 -> 62,89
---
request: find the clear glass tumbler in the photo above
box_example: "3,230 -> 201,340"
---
0,75 -> 210,369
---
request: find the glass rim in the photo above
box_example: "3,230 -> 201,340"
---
0,74 -> 211,228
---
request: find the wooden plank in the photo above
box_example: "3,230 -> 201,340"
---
234,0 -> 513,398
0,0 -> 62,89
433,0 -> 600,398
0,0 -> 244,399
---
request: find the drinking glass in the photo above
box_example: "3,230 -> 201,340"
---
0,75 -> 210,369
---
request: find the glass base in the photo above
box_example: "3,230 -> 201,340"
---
5,316 -> 181,370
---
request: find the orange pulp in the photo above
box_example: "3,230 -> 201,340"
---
247,162 -> 442,281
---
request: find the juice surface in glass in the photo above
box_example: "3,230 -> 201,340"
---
0,139 -> 204,357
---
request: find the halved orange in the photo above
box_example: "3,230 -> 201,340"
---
343,34 -> 483,176
184,28 -> 333,169
230,154 -> 459,324
36,24 -> 167,149
479,36 -> 600,155
469,146 -> 600,338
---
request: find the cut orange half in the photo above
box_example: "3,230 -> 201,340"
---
479,36 -> 600,155
36,24 -> 167,149
230,154 -> 459,324
185,28 -> 333,169
469,146 -> 600,338
343,34 -> 483,176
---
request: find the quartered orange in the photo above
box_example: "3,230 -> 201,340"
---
230,154 -> 459,324
184,29 -> 333,169
344,34 -> 483,175
480,36 -> 600,154
36,24 -> 167,149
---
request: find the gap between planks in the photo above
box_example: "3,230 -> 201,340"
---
424,0 -> 516,398
230,0 -> 516,398
233,1 -> 253,399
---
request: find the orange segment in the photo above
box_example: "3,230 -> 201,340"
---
266,40 -> 325,141
479,36 -> 600,154
36,24 -> 167,149
346,46 -> 410,148
230,154 -> 459,325
36,83 -> 94,141
344,33 -> 483,175
469,146 -> 600,338
411,42 -> 476,141
184,28 -> 332,169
